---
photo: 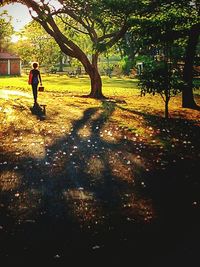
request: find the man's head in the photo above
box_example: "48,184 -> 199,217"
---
32,62 -> 38,69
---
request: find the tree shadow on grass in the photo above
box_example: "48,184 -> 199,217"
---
1,102 -> 200,266
116,105 -> 200,264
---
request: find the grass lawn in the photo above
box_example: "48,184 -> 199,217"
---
1,74 -> 200,120
0,75 -> 200,265
0,74 -> 139,95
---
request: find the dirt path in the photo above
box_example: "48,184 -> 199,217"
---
0,89 -> 200,266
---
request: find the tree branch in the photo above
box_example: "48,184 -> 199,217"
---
57,14 -> 89,35
104,23 -> 129,49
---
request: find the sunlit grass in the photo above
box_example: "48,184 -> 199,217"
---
0,74 -> 139,96
1,75 -> 200,138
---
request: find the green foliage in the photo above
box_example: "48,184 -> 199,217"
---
0,10 -> 14,50
120,56 -> 134,75
117,31 -> 143,71
124,0 -> 200,63
138,58 -> 185,118
135,55 -> 153,65
139,60 -> 183,97
12,20 -> 61,66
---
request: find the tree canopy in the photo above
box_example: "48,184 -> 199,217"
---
12,20 -> 61,67
127,0 -> 200,108
0,10 -> 14,51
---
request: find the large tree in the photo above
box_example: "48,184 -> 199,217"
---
119,0 -> 199,108
4,0 -> 142,98
182,20 -> 200,108
139,0 -> 200,108
158,0 -> 200,108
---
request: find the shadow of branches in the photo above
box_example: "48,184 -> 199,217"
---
0,101 -> 200,266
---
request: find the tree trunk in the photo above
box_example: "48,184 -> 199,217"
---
84,53 -> 104,99
165,99 -> 169,119
88,68 -> 104,98
164,91 -> 170,119
58,51 -> 63,72
182,23 -> 200,108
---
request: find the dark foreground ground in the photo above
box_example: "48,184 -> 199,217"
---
1,161 -> 200,267
0,90 -> 200,266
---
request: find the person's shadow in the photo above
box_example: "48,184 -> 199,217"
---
30,103 -> 46,120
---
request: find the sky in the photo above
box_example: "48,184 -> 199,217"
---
0,1 -> 61,42
0,3 -> 32,31
0,3 -> 32,42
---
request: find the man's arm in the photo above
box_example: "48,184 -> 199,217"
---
39,71 -> 42,84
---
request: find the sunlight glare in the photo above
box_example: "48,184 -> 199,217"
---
11,34 -> 20,43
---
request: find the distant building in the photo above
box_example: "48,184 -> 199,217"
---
0,52 -> 21,76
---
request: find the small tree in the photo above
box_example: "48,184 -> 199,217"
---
138,57 -> 184,119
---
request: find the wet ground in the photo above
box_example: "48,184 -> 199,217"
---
0,89 -> 200,266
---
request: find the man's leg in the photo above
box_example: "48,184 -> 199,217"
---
32,84 -> 38,104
